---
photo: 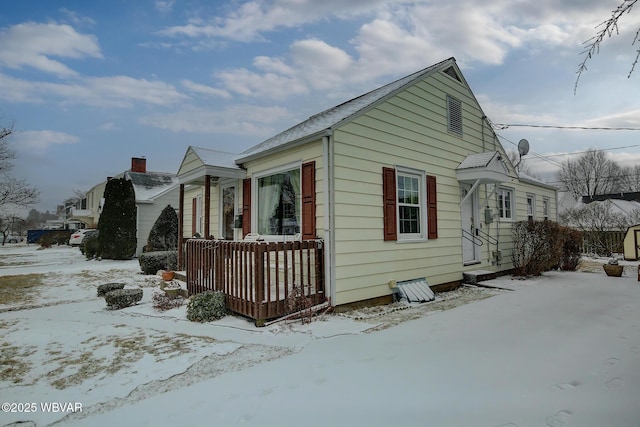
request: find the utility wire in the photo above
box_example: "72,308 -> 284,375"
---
494,123 -> 640,131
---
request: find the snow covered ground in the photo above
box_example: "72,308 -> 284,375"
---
1,244 -> 639,426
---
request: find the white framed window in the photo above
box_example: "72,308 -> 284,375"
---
526,194 -> 535,221
255,164 -> 301,237
542,197 -> 550,220
497,187 -> 514,220
397,168 -> 426,239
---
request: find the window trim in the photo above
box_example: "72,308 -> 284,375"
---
219,181 -> 237,240
252,162 -> 302,240
542,197 -> 550,221
396,167 -> 426,240
526,193 -> 536,221
497,187 -> 514,221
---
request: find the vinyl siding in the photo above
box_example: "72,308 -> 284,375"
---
330,71 -> 520,305
177,148 -> 204,176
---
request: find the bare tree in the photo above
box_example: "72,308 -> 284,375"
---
619,164 -> 640,191
507,149 -> 540,179
556,148 -> 623,199
560,200 -> 640,256
0,123 -> 40,210
576,0 -> 640,91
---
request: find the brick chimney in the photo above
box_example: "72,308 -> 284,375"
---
131,157 -> 147,173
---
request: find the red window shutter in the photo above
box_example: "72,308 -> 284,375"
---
383,167 -> 397,241
301,161 -> 316,240
427,175 -> 438,239
191,198 -> 197,236
242,178 -> 251,237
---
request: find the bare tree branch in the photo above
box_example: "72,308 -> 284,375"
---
575,0 -> 639,93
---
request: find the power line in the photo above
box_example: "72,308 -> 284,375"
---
494,123 -> 640,131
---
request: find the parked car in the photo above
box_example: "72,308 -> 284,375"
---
68,229 -> 97,246
5,235 -> 24,243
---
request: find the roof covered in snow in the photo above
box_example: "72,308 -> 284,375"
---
192,146 -> 239,170
124,171 -> 179,201
236,58 -> 455,163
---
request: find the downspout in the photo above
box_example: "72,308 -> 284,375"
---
323,133 -> 335,306
481,115 -> 486,152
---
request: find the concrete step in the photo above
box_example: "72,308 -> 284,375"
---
463,269 -> 497,285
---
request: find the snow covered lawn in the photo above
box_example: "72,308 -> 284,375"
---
1,244 -> 639,426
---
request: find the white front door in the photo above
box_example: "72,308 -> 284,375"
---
461,185 -> 478,264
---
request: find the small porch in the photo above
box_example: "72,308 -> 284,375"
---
185,238 -> 325,323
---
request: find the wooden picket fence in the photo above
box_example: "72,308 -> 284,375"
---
185,239 -> 325,322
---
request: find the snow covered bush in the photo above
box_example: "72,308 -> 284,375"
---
103,288 -> 143,309
38,231 -> 72,248
145,205 -> 178,252
97,177 -> 137,260
81,230 -> 99,259
511,220 -> 562,276
186,291 -> 226,322
97,282 -> 125,297
138,250 -> 177,275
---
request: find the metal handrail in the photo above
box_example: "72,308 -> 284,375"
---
475,227 -> 499,245
462,229 -> 483,246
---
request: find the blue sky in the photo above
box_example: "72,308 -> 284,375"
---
2,0 -> 640,212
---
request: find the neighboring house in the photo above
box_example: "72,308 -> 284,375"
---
70,157 -> 180,256
561,193 -> 640,256
176,57 -> 558,313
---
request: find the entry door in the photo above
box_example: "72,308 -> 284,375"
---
461,186 -> 478,264
635,230 -> 640,260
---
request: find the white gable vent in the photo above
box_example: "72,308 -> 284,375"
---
447,95 -> 463,136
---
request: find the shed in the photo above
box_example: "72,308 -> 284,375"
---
623,224 -> 640,260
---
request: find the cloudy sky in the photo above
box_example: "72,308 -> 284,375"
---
2,0 -> 640,212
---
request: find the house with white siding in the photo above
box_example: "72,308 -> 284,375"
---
70,157 -> 180,256
177,57 -> 558,319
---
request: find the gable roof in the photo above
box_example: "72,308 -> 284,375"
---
236,57 -> 457,163
456,151 -> 510,184
192,146 -> 239,170
123,171 -> 179,202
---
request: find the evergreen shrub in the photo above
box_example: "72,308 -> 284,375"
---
104,288 -> 143,309
81,230 -> 99,258
146,205 -> 178,252
38,231 -> 72,248
97,282 -> 125,297
97,177 -> 137,260
138,250 -> 177,275
186,291 -> 226,322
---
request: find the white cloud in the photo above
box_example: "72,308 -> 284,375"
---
59,8 -> 96,26
214,67 -> 309,99
0,73 -> 188,108
0,22 -> 102,77
157,0 -> 390,42
181,80 -> 232,99
12,130 -> 79,153
139,105 -> 292,136
155,1 -> 175,14
98,122 -> 119,131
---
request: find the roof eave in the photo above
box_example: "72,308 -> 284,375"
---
178,164 -> 246,185
235,129 -> 333,165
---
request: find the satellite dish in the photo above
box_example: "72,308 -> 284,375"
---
518,139 -> 530,157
